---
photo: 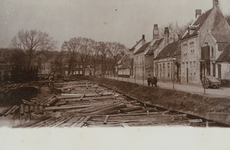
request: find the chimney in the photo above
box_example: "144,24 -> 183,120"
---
141,34 -> 145,46
142,34 -> 145,40
213,0 -> 219,8
177,34 -> 181,41
195,9 -> 202,18
164,27 -> 169,46
153,24 -> 159,40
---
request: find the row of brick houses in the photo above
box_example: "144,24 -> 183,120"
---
118,0 -> 230,86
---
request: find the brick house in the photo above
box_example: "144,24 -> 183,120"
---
154,41 -> 181,82
180,0 -> 230,84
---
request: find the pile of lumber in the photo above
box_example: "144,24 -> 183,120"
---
14,81 -> 203,128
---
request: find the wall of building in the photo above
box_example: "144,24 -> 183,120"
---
133,53 -> 145,79
155,57 -> 175,81
181,36 -> 201,84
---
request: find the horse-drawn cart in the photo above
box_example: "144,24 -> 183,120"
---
202,75 -> 221,89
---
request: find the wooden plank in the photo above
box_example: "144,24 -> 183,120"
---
4,105 -> 17,116
10,106 -> 19,114
120,106 -> 143,113
103,115 -> 110,124
44,105 -> 93,111
71,117 -> 85,127
120,123 -> 129,128
59,116 -> 82,127
30,117 -> 56,128
13,116 -> 51,128
0,106 -> 12,116
75,116 -> 91,127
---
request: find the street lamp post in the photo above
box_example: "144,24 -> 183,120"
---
172,57 -> 176,90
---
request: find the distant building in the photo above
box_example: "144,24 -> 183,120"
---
117,54 -> 133,77
0,60 -> 11,81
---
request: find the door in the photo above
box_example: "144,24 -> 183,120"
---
213,63 -> 216,77
218,64 -> 221,79
186,68 -> 188,83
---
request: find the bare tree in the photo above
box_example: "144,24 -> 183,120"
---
97,42 -> 111,75
62,37 -> 82,75
107,42 -> 127,75
225,14 -> 230,25
159,21 -> 192,41
11,29 -> 56,67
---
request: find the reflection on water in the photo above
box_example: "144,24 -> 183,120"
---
0,83 -> 55,128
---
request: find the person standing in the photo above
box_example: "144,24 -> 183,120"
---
147,74 -> 151,86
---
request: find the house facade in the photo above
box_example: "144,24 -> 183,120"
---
154,41 -> 181,82
180,0 -> 230,84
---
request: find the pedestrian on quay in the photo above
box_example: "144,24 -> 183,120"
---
153,76 -> 158,87
147,74 -> 151,86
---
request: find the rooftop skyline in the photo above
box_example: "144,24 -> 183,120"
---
0,0 -> 230,50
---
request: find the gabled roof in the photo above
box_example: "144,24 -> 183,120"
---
118,58 -> 133,69
216,43 -> 230,62
130,38 -> 145,51
154,41 -> 179,60
117,54 -> 130,65
181,9 -> 212,40
134,42 -> 151,55
146,38 -> 164,55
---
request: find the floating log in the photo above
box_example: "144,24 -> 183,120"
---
4,105 -> 17,117
29,105 -> 34,112
24,105 -> 30,113
127,109 -> 148,114
0,107 -> 12,116
91,103 -> 126,115
188,119 -> 203,123
20,104 -> 24,115
34,105 -> 39,114
120,106 -> 143,113
13,116 -> 51,128
75,116 -> 91,127
22,99 -> 35,105
59,116 -> 82,127
79,95 -> 85,101
46,96 -> 59,107
71,117 -> 85,127
38,105 -> 44,114
10,106 -> 19,114
103,115 -> 110,124
120,123 -> 129,127
45,104 -> 94,111
52,116 -> 73,127
31,117 -> 56,128
48,117 -> 68,127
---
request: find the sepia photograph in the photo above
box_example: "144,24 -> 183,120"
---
0,0 -> 230,149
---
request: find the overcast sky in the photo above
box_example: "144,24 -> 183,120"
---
0,0 -> 230,50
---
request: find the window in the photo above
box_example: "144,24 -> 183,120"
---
211,46 -> 214,57
80,65 -> 82,68
65,64 -> 68,68
190,42 -> 194,48
193,61 -> 196,68
168,63 -> 170,77
182,62 -> 185,68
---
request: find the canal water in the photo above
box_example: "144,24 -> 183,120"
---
0,83 -> 56,128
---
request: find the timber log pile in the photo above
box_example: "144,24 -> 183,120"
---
14,81 -> 203,128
